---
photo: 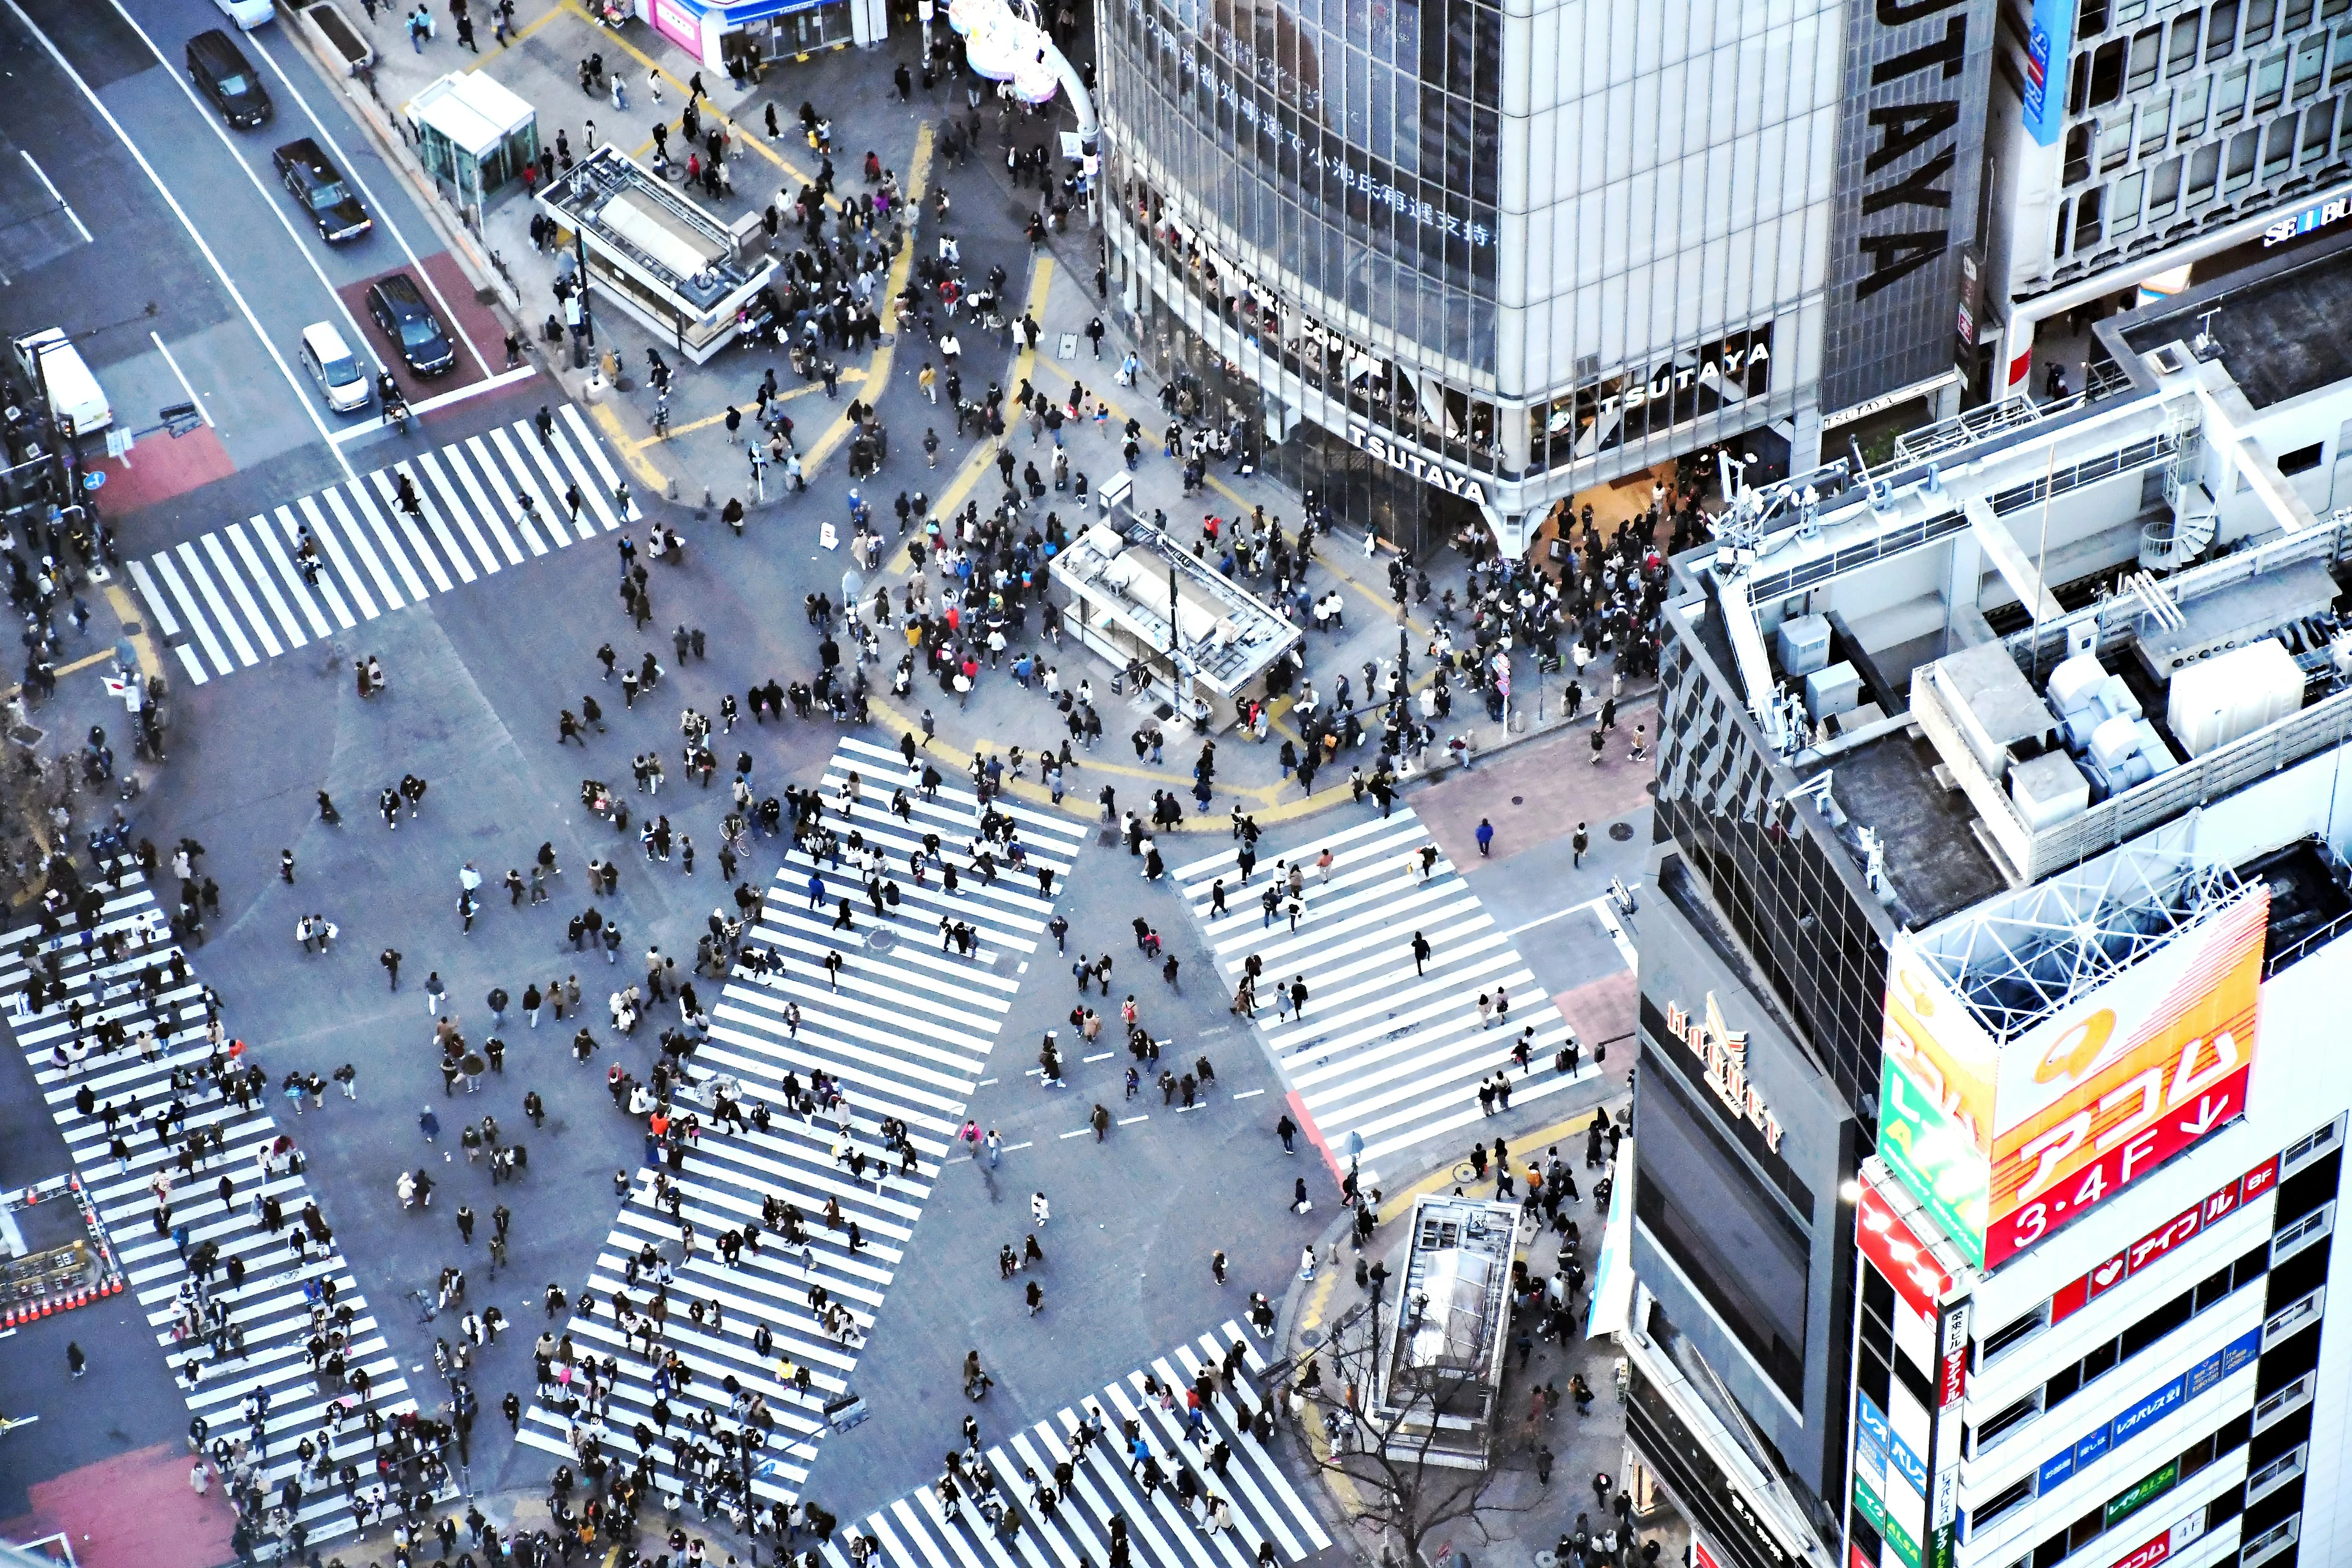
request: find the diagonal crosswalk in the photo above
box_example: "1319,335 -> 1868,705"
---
127,403 -> 642,686
824,1321 -> 1332,1568
516,737 -> 1090,1506
1172,808 -> 1598,1174
0,870 -> 425,1551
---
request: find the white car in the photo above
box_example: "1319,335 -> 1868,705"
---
214,0 -> 276,29
296,322 -> 372,414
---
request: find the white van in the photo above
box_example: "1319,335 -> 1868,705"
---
12,329 -> 112,439
297,322 -> 372,414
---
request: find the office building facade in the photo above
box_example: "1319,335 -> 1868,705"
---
1093,0 -> 2006,556
1608,239 -> 2352,1568
1986,0 -> 2352,404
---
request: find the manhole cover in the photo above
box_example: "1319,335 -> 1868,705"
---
1510,795 -> 1524,805
1608,822 -> 1634,842
121,620 -> 143,635
1300,1327 -> 1325,1348
867,928 -> 897,954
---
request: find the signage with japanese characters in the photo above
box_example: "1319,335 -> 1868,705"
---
1881,892 -> 2269,1268
2051,1153 -> 2278,1322
1118,0 -> 1494,249
1856,1170 -> 1956,1330
2029,1328 -> 2258,1497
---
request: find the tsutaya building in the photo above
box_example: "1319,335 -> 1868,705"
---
1602,239 -> 2352,1568
1093,0 -> 2010,556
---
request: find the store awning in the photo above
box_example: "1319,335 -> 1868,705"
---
1585,1136 -> 1636,1338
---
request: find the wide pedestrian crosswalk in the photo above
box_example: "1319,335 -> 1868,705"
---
127,403 -> 641,686
1172,809 -> 1597,1176
0,871 -> 423,1551
824,1321 -> 1331,1568
516,737 -> 1090,1505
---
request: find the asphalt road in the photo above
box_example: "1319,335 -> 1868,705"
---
0,7 -> 1640,1555
1,0 -> 521,544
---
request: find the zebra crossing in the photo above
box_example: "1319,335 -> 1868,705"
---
1172,808 -> 1597,1175
823,1321 -> 1332,1568
0,872 -> 420,1549
516,736 -> 1090,1504
127,402 -> 642,686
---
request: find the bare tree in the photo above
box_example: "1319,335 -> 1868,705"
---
1297,1302 -> 1538,1568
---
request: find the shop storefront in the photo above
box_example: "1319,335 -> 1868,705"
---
630,0 -> 878,76
717,0 -> 855,72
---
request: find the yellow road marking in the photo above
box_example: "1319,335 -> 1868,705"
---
589,400 -> 670,490
467,0 -> 566,68
790,121 -> 935,484
559,0 -> 812,186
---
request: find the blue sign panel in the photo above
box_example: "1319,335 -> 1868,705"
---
2021,0 -> 2077,145
2110,1378 -> 2186,1447
2031,1326 -> 2265,1499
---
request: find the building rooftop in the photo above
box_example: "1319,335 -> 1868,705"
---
2116,227 -> 2352,410
1796,728 -> 2008,930
1672,239 -> 2352,929
538,146 -> 755,312
1052,518 -> 1301,694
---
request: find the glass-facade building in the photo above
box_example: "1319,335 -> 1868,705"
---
1096,0 -> 2004,553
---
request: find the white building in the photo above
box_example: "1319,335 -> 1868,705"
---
1611,234 -> 2352,1568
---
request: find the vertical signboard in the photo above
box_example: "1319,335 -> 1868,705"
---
1820,0 -> 2000,413
2019,0 -> 2076,145
1926,1300 -> 1970,1568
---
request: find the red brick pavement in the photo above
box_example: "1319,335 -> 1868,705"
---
1415,707 -> 1658,870
1,1442 -> 236,1568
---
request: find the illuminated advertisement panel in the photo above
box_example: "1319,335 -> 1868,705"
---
1878,892 -> 2268,1268
1983,892 -> 2267,1265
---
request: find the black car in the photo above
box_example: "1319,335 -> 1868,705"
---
364,273 -> 455,377
186,30 -> 271,129
273,139 -> 372,244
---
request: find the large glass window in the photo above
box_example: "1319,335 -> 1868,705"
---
1103,0 -> 1500,377
1634,1045 -> 1812,1403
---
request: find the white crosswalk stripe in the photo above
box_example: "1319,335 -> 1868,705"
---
0,870 -> 430,1548
1170,807 -> 1600,1173
515,739 -> 1088,1507
825,1321 -> 1330,1568
129,414 -> 643,685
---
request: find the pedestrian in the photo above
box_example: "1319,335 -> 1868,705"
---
66,1341 -> 86,1378
419,1106 -> 440,1141
381,948 -> 402,989
1572,822 -> 1590,867
1211,1250 -> 1227,1285
1476,818 -> 1494,858
1030,1191 -> 1050,1227
1275,1115 -> 1296,1153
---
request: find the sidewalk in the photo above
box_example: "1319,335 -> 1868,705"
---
1273,1102 -> 1688,1568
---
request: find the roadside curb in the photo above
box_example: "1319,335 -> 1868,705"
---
274,0 -> 520,318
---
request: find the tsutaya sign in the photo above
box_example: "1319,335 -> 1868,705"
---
1344,423 -> 1490,505
1665,993 -> 1787,1153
